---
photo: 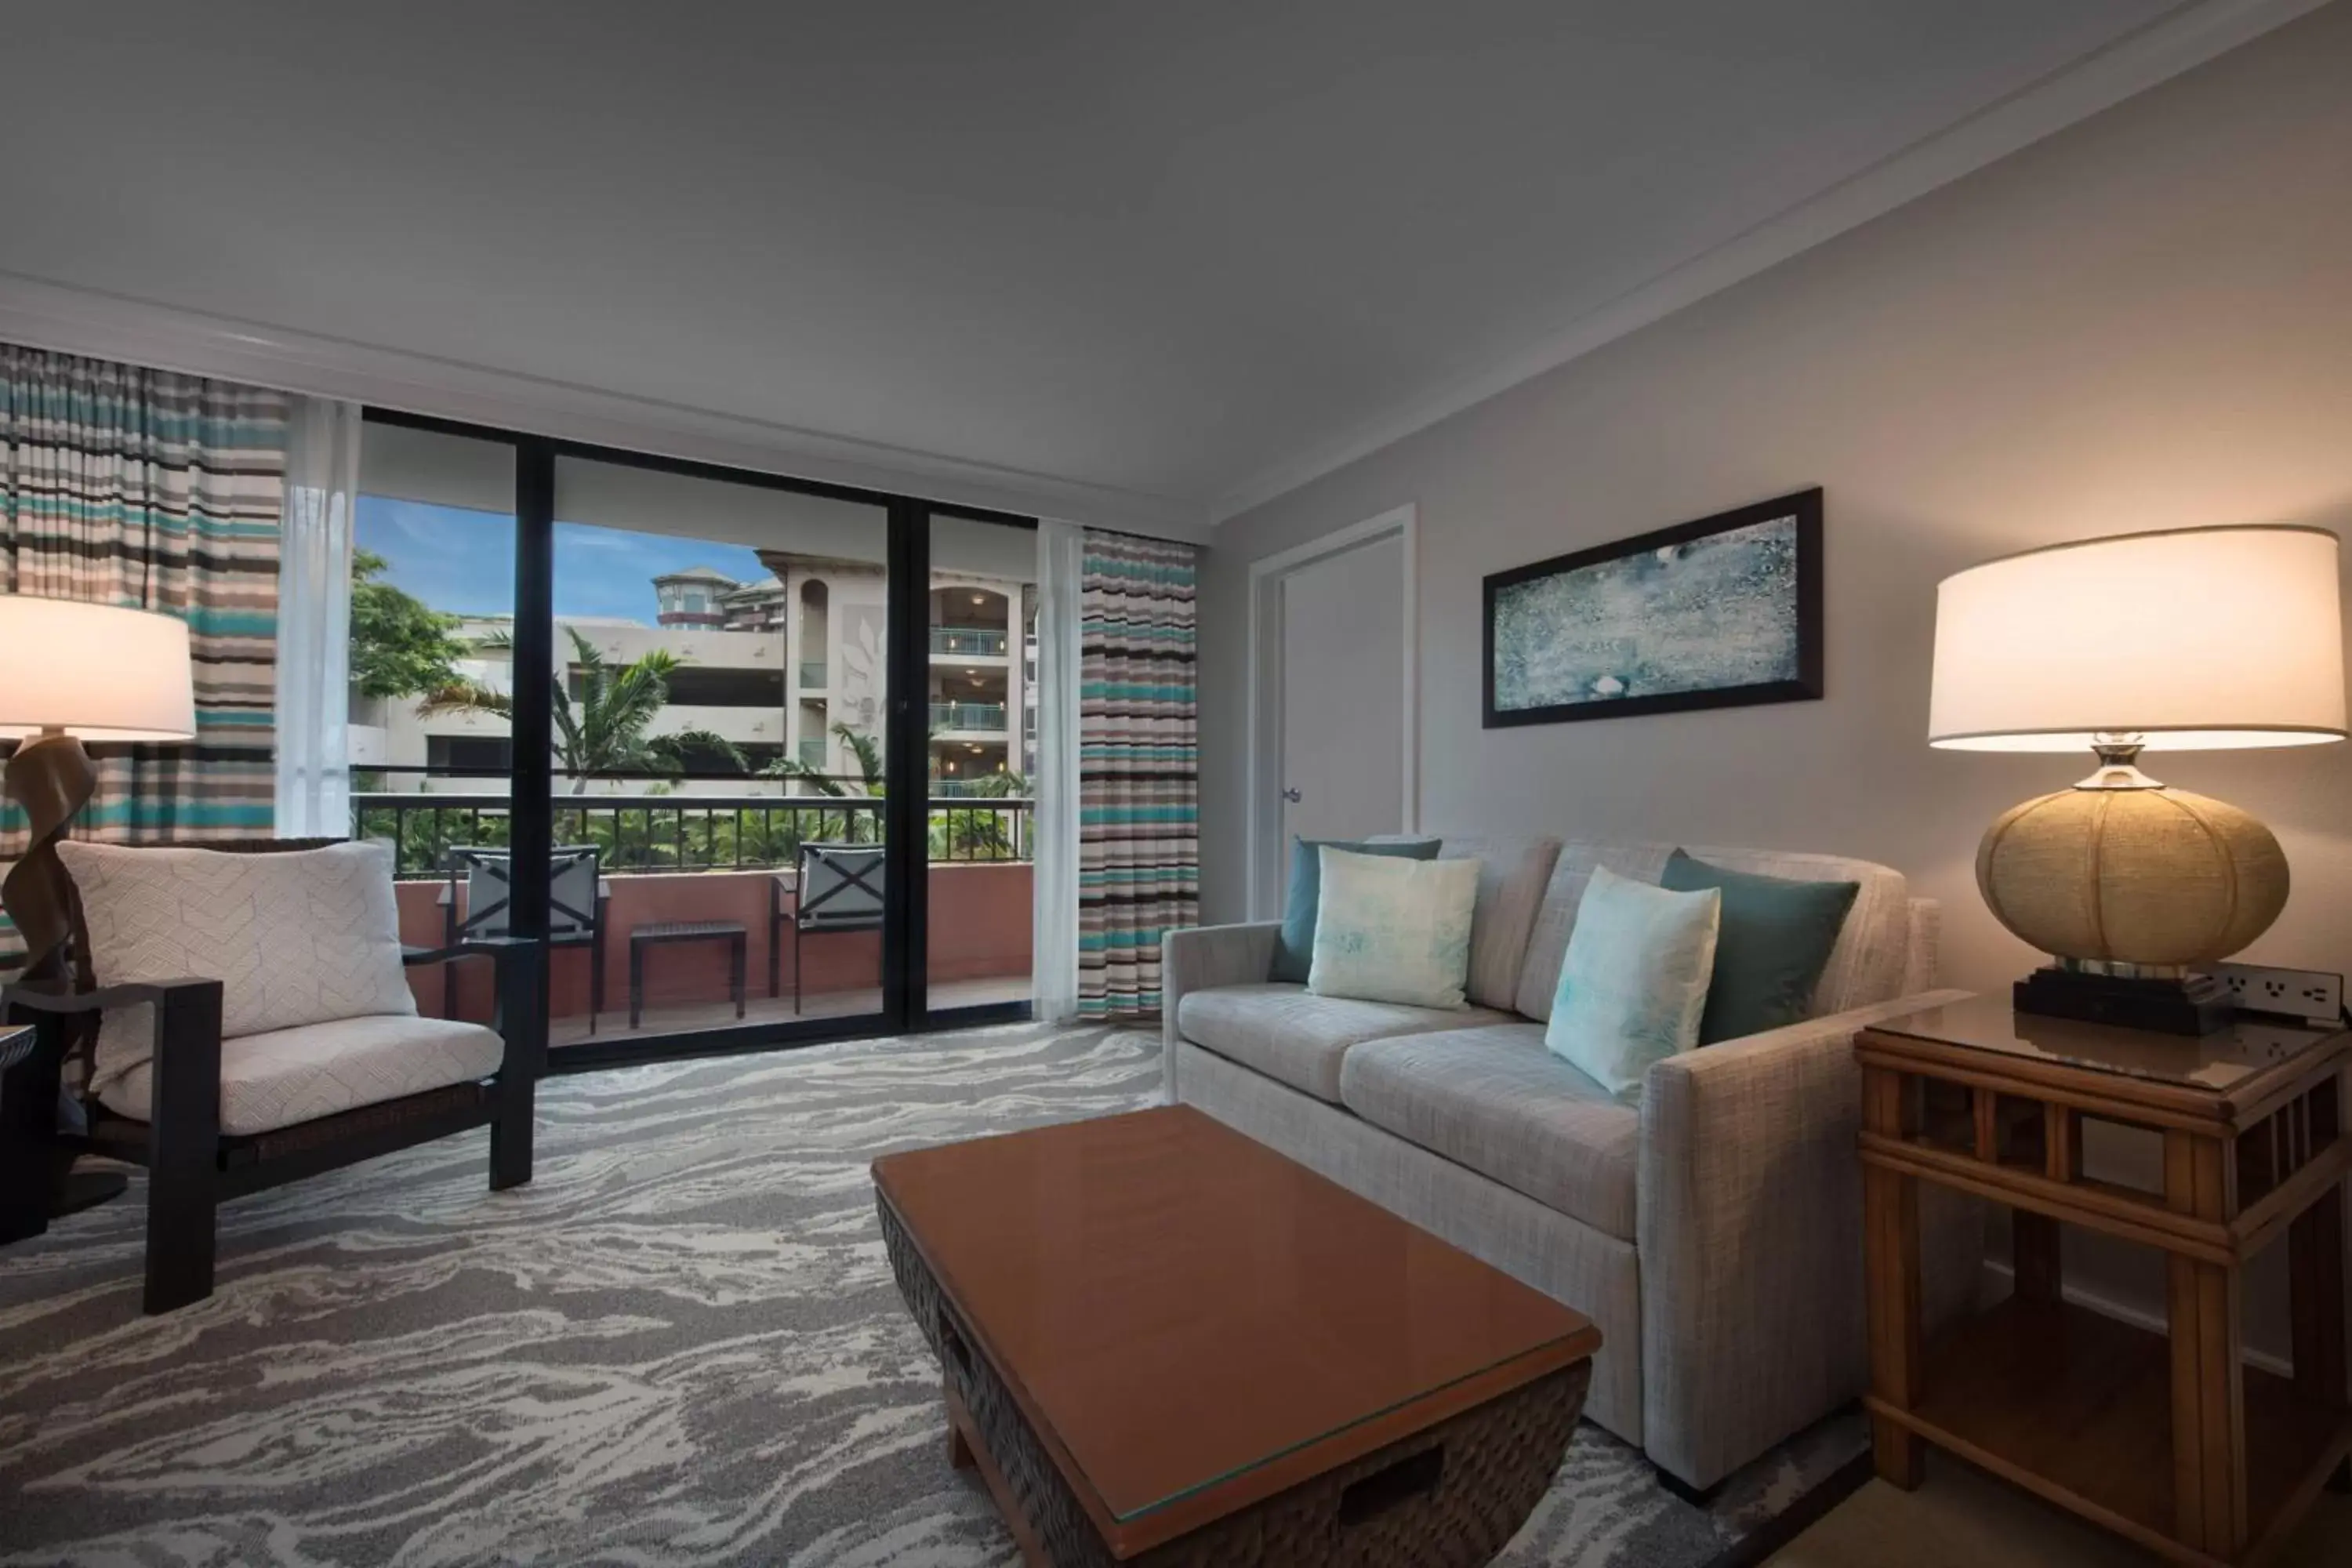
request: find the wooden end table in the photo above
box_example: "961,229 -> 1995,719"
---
873,1105 -> 1600,1566
1858,996 -> 2352,1566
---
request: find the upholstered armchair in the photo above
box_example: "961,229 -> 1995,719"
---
0,837 -> 544,1313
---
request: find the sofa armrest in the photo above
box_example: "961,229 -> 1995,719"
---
1635,989 -> 1977,1489
1901,898 -> 1941,995
1160,922 -> 1279,1104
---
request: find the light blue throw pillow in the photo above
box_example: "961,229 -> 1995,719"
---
1308,848 -> 1482,1009
1544,866 -> 1722,1103
1269,835 -> 1439,984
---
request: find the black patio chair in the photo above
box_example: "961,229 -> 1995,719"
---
786,842 -> 884,1013
445,845 -> 607,1031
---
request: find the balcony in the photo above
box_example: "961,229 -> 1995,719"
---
797,659 -> 827,688
930,701 -> 1008,732
355,784 -> 1034,1042
931,626 -> 1009,658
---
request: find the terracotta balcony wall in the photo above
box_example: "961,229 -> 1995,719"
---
401,862 -> 1032,1029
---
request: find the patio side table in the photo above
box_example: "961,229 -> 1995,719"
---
628,921 -> 747,1029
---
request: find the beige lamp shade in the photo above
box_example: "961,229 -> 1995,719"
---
1928,524 -> 2347,972
0,597 -> 198,741
1929,524 -> 2346,753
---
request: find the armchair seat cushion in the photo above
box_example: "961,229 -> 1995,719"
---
1175,983 -> 1510,1103
1339,1023 -> 1640,1240
98,1015 -> 506,1136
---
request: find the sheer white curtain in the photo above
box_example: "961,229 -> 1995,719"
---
1031,520 -> 1085,1020
273,397 -> 363,837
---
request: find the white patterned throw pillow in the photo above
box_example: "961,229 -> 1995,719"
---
1545,865 -> 1721,1104
1308,848 -> 1481,1009
56,840 -> 419,1099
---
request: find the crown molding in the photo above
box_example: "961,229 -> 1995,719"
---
0,271 -> 1210,541
1210,0 -> 2334,525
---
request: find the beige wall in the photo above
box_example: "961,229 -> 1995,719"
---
1203,3 -> 2352,1001
1200,5 -> 2352,1360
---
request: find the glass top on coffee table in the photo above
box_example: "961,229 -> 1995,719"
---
872,1105 -> 1600,1531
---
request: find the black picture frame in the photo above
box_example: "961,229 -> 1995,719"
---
1482,487 -> 1824,728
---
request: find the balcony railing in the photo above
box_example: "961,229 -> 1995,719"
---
352,783 -> 1032,877
930,701 -> 1008,731
931,626 -> 1008,657
797,660 -> 827,688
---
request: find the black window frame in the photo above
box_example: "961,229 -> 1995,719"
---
360,406 -> 1039,1072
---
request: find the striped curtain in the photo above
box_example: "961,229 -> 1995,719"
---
1,344 -> 286,964
1076,531 -> 1197,1021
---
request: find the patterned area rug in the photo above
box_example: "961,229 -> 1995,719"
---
0,1022 -> 1861,1566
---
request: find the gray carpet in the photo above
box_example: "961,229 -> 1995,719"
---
0,1021 -> 1860,1566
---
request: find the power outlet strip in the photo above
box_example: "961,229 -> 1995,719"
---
2201,961 -> 2345,1025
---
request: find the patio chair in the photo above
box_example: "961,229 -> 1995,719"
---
786,842 -> 884,1013
445,845 -> 606,1032
0,837 -> 543,1313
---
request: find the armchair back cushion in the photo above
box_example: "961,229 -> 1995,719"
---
56,839 -> 416,1105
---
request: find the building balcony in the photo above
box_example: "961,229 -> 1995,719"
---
931,626 -> 1009,659
645,705 -> 786,745
929,701 -> 1008,732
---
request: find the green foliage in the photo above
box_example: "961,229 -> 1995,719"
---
421,627 -> 748,790
358,801 -> 512,877
350,550 -> 474,700
928,769 -> 1028,859
762,720 -> 886,841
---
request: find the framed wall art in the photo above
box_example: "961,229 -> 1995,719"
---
1483,488 -> 1822,728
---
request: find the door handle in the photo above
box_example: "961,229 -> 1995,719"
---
1280,787 -> 1301,804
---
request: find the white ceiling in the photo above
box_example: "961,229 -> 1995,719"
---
0,2 -> 2288,526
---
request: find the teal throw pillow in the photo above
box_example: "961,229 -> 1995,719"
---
1661,849 -> 1860,1044
1544,866 -> 1722,1103
1270,836 -> 1439,984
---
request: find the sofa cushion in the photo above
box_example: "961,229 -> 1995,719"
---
98,1014 -> 506,1136
1661,849 -> 1860,1044
1374,834 -> 1561,1011
1339,1023 -> 1640,1240
1515,840 -> 1910,1025
1309,851 -> 1480,1008
1176,983 -> 1511,1103
56,839 -> 418,1102
1270,836 -> 1439,984
1544,866 -> 1721,1104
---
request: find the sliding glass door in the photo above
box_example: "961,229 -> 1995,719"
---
547,455 -> 893,1056
924,510 -> 1040,1024
353,409 -> 1036,1067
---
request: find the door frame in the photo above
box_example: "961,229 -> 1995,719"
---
1243,503 -> 1417,921
358,406 -> 1040,1073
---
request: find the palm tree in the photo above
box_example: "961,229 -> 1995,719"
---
762,721 -> 884,842
422,627 -> 746,792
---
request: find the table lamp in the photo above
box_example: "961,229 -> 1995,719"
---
1929,524 -> 2347,1034
0,597 -> 197,984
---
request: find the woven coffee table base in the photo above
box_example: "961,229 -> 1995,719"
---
880,1194 -> 1590,1567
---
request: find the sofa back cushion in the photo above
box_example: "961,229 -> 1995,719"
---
57,839 -> 417,1098
1371,833 -> 1560,1011
1515,841 -> 1909,1025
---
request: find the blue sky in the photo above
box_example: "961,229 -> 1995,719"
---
356,497 -> 767,622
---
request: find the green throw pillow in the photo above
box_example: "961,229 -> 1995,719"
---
1661,849 -> 1860,1044
1270,836 -> 1439,984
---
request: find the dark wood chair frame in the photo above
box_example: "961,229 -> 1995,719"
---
0,837 -> 546,1315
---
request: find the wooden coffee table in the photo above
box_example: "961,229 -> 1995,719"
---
873,1105 -> 1599,1567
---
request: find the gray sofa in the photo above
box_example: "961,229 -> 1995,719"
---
1163,837 -> 1982,1492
